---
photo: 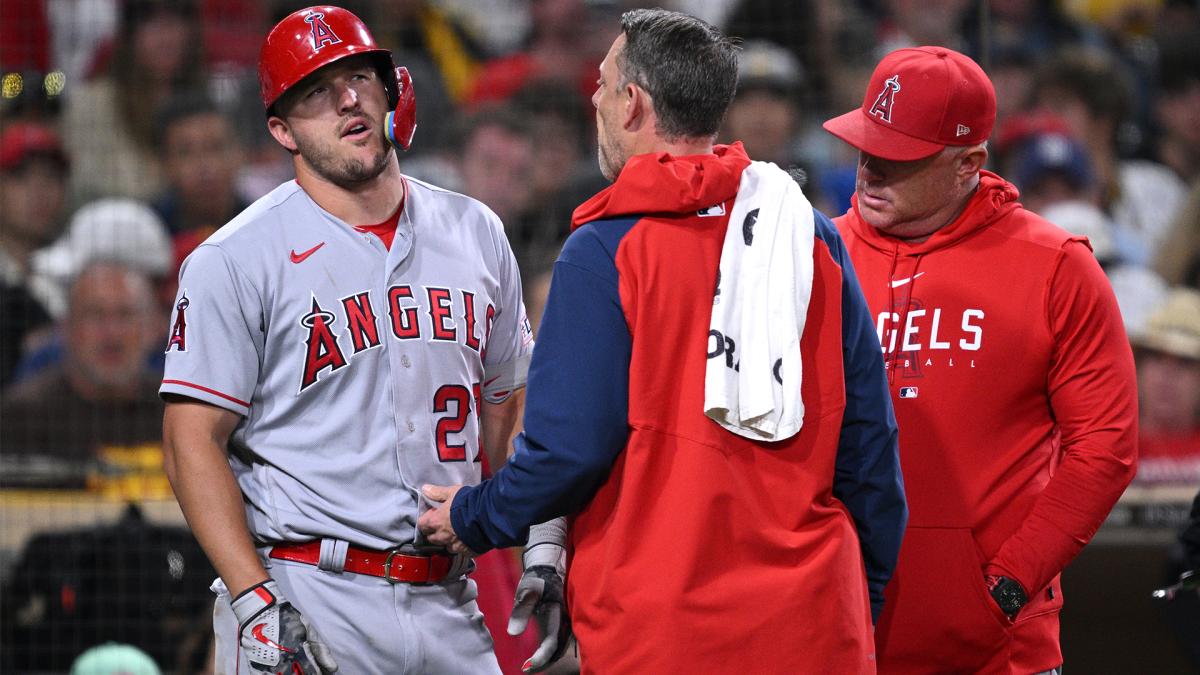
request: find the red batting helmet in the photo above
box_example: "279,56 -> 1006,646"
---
258,6 -> 416,148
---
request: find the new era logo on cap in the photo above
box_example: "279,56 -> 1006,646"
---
822,46 -> 996,161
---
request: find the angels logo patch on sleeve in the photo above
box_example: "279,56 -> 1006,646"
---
166,293 -> 190,352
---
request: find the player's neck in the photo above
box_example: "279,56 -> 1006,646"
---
632,134 -> 714,159
296,155 -> 406,226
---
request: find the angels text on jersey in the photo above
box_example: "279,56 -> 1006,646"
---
168,282 -> 499,395
875,296 -> 984,377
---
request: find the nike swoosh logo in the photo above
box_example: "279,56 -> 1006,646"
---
290,242 -> 325,264
251,623 -> 295,653
890,272 -> 925,288
483,376 -> 501,388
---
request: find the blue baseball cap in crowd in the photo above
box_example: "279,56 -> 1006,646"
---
1013,132 -> 1094,193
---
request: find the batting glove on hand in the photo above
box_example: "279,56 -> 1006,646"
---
508,564 -> 570,672
231,579 -> 338,674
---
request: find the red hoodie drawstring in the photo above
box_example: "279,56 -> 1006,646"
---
899,253 -> 925,376
886,248 -> 899,385
886,250 -> 925,385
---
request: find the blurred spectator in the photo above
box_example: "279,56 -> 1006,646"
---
1,505 -> 216,672
724,41 -> 804,169
466,0 -> 602,110
1131,287 -> 1200,485
1061,0 -> 1162,34
454,105 -> 542,256
374,0 -> 486,150
151,93 -> 248,259
45,0 -> 120,89
875,0 -> 971,57
1153,30 -> 1200,183
61,0 -> 205,204
0,121 -> 69,386
70,642 -> 162,675
511,80 -> 591,210
32,198 -> 174,320
1008,131 -> 1097,214
984,44 -> 1040,133
723,0 -> 841,106
1156,183 -> 1200,290
510,78 -> 600,258
200,0 -> 268,71
962,0 -> 1100,63
0,0 -> 51,74
1031,47 -> 1187,263
438,0 -> 530,55
0,262 -> 163,486
721,40 -> 831,213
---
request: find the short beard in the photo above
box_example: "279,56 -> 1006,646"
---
296,131 -> 393,189
597,135 -> 625,182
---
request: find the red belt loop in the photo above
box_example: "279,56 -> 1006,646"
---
268,541 -> 454,583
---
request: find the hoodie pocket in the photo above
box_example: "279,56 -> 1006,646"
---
877,527 -> 1012,672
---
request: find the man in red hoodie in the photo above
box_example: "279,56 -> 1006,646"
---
419,9 -> 908,673
824,47 -> 1139,674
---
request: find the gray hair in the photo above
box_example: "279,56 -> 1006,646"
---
618,8 -> 739,141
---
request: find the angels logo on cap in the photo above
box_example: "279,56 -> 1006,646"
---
868,75 -> 901,123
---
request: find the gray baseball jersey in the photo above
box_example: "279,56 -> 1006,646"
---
161,176 -> 532,549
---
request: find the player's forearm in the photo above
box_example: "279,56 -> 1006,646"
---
452,426 -> 621,552
482,388 -> 525,469
163,405 -> 268,597
986,438 -> 1136,594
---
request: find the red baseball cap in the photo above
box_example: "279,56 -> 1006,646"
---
824,47 -> 996,161
0,122 -> 68,172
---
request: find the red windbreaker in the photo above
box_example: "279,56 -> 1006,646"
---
836,171 -> 1138,674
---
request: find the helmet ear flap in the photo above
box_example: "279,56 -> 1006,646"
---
385,66 -> 417,151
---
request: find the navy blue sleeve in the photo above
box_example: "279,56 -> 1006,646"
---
815,208 -> 908,622
451,219 -> 635,553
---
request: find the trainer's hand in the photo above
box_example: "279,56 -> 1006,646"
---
418,484 -> 472,555
231,579 -> 338,674
508,565 -> 571,672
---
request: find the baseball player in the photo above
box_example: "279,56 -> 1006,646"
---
160,6 -> 531,674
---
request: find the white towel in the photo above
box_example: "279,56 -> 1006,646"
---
704,161 -> 815,441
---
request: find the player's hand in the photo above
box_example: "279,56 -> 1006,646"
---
418,484 -> 472,555
508,565 -> 571,672
231,579 -> 338,674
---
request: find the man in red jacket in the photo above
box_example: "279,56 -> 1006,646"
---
824,46 -> 1138,674
419,9 -> 908,673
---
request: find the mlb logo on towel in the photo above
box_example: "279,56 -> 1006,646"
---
899,387 -> 919,399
